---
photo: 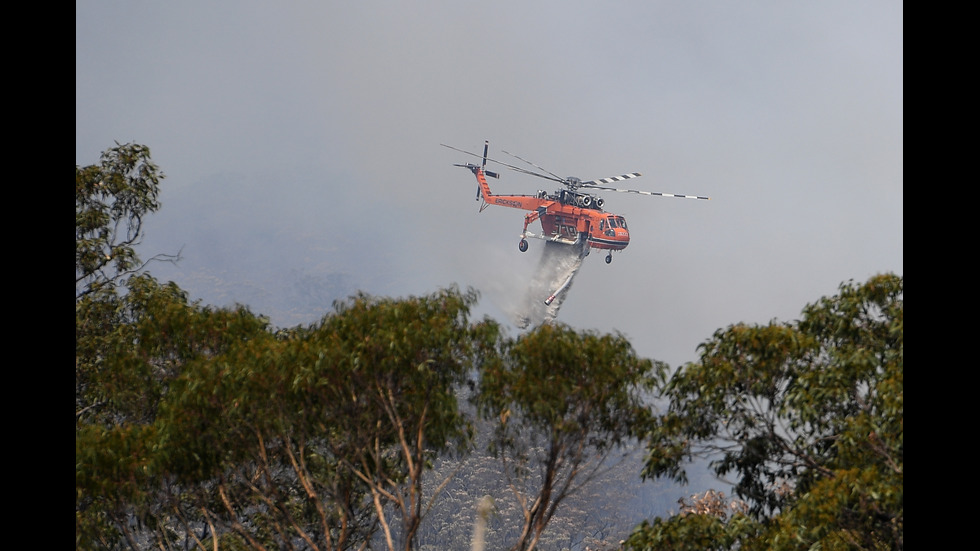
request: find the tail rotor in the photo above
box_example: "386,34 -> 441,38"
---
443,141 -> 500,203
482,141 -> 499,179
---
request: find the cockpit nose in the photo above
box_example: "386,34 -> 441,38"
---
599,215 -> 631,247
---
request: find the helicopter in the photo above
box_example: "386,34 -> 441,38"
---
443,140 -> 709,264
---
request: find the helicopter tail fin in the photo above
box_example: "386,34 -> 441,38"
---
476,140 -> 498,201
445,140 -> 498,202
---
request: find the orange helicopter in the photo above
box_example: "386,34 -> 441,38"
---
443,141 -> 709,264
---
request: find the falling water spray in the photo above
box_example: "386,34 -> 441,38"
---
514,240 -> 589,328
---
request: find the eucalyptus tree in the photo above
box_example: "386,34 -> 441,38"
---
76,142 -> 173,299
307,289 -> 500,551
475,323 -> 667,551
137,287 -> 497,551
77,143 -> 273,549
76,290 -> 273,550
628,273 -> 903,550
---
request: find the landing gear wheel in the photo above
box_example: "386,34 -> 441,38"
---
519,239 -> 529,252
605,253 -> 613,264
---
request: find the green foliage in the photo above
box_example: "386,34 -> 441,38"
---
76,276 -> 275,549
302,288 -> 500,550
626,513 -> 747,551
632,273 -> 903,550
78,262 -> 499,550
75,147 -> 274,548
310,288 -> 494,460
476,323 -> 667,551
76,142 -> 164,298
76,273 -> 270,428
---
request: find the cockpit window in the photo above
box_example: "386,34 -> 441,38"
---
617,217 -> 627,230
607,216 -> 618,229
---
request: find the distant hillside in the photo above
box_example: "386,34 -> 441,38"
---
138,170 -> 407,327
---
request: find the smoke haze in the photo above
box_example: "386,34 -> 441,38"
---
77,1 -> 903,371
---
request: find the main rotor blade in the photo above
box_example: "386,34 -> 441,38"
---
441,144 -> 565,183
582,173 -> 642,186
582,183 -> 711,200
501,150 -> 566,183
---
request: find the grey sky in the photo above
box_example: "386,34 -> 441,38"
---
76,1 -> 903,369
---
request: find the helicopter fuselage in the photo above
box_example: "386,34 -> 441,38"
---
447,140 -> 708,265
471,166 -> 630,251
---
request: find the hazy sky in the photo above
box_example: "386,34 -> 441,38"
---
77,1 -> 903,369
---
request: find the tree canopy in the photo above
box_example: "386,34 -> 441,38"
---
627,273 -> 903,550
77,280 -> 499,550
76,142 -> 168,299
475,323 -> 667,551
